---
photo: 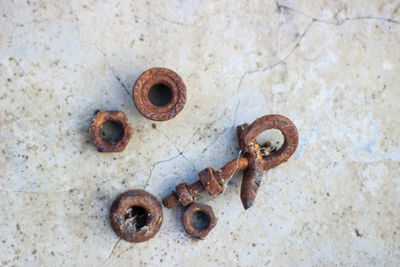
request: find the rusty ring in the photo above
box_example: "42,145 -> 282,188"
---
182,203 -> 217,239
88,110 -> 133,152
133,67 -> 187,121
241,114 -> 298,170
110,189 -> 163,243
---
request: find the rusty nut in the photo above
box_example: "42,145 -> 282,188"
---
88,110 -> 133,152
198,167 -> 223,196
110,189 -> 163,243
175,182 -> 194,206
133,67 -> 187,121
182,203 -> 217,239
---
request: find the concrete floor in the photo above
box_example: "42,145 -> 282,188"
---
1,0 -> 400,266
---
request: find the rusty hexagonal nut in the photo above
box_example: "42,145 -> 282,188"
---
182,203 -> 217,239
133,67 -> 187,121
110,189 -> 163,243
198,167 -> 223,196
88,110 -> 133,152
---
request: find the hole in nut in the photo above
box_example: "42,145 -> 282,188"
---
124,206 -> 149,230
256,129 -> 284,157
99,120 -> 124,144
148,83 -> 172,106
190,211 -> 211,230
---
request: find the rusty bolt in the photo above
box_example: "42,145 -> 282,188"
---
110,189 -> 163,243
133,67 -> 187,121
182,203 -> 217,239
162,114 -> 298,210
162,158 -> 249,209
88,110 -> 133,152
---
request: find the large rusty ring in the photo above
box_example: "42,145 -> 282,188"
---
133,67 -> 187,121
88,110 -> 133,152
182,203 -> 217,239
240,114 -> 298,170
110,189 -> 163,243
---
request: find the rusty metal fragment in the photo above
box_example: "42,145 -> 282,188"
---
110,189 -> 163,243
133,67 -> 187,121
182,203 -> 217,239
88,110 -> 133,152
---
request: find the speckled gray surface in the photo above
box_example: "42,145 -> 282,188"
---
1,0 -> 400,266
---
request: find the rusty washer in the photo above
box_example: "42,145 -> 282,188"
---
133,67 -> 187,121
182,203 -> 217,239
110,189 -> 163,243
88,110 -> 133,152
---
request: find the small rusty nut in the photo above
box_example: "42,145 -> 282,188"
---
88,110 -> 133,152
182,203 -> 217,239
110,189 -> 163,243
133,67 -> 187,121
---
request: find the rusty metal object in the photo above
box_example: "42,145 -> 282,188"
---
133,68 -> 187,121
237,114 -> 298,209
110,189 -> 163,243
182,203 -> 217,239
88,110 -> 133,152
163,158 -> 249,209
162,114 -> 298,210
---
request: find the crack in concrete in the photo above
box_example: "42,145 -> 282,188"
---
69,1 -> 131,98
0,189 -> 69,194
104,238 -> 121,264
390,3 -> 400,20
236,3 -> 399,96
143,153 -> 182,190
93,44 -> 132,98
155,128 -> 198,173
160,17 -> 200,28
8,57 -> 27,75
235,19 -> 314,95
193,127 -> 229,161
233,99 -> 241,127
276,1 -> 399,25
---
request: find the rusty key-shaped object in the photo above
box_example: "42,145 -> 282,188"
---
237,114 -> 298,209
162,114 -> 298,210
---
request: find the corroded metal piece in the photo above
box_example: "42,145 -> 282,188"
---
88,110 -> 133,152
162,114 -> 298,210
163,158 -> 249,209
110,190 -> 163,243
182,203 -> 217,239
237,114 -> 298,209
133,67 -> 187,121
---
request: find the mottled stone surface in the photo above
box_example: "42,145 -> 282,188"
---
1,0 -> 399,266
